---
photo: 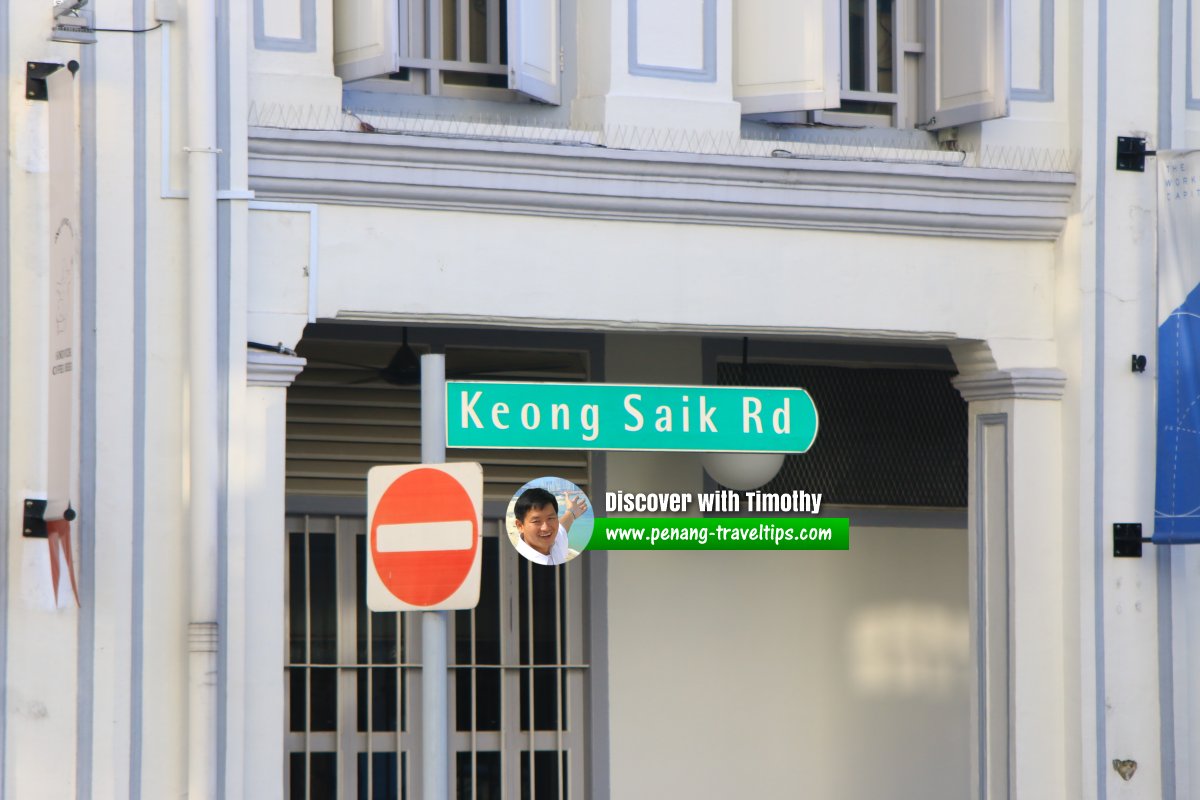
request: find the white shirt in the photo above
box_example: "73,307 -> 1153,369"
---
514,524 -> 569,565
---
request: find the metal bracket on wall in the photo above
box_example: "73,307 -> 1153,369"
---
1113,522 -> 1150,558
23,498 -> 48,538
25,61 -> 79,101
1116,137 -> 1157,172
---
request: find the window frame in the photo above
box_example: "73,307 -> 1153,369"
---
737,0 -> 1010,131
333,0 -> 564,106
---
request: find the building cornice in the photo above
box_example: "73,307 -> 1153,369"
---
247,350 -> 307,387
247,128 -> 1076,241
952,368 -> 1067,402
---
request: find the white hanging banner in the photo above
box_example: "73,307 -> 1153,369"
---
1154,150 -> 1200,543
45,65 -> 81,606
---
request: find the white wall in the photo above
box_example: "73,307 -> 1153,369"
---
309,206 -> 1058,363
605,525 -> 969,800
4,0 -> 211,796
600,334 -> 969,798
4,1 -> 90,796
10,0 -> 1186,797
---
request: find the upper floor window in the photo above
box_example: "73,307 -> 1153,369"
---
734,0 -> 1009,131
333,0 -> 1007,130
333,0 -> 561,103
837,0 -> 902,123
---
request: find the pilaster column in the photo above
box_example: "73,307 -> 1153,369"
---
574,0 -> 740,137
236,349 -> 305,799
953,367 -> 1068,800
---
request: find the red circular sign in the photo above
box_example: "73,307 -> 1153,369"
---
370,467 -> 479,606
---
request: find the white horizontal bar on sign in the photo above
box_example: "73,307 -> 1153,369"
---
376,520 -> 474,552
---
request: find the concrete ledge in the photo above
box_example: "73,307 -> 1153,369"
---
248,128 -> 1076,241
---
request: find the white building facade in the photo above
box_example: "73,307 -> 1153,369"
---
1,0 -> 1194,797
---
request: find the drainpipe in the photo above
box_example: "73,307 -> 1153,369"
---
185,0 -> 219,793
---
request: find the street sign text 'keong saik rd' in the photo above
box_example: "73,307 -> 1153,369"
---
445,382 -> 819,452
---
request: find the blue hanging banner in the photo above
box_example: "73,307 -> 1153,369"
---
1154,151 -> 1200,543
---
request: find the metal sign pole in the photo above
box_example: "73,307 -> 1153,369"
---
420,353 -> 449,800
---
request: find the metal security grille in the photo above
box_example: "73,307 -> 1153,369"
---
395,0 -> 510,91
286,514 -> 587,800
717,362 -> 967,507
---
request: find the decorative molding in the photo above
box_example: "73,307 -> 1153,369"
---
253,0 -> 316,52
248,129 -> 1076,241
952,367 -> 1067,402
334,310 -> 965,341
973,412 -> 1010,800
948,341 -> 999,376
628,0 -> 717,82
247,351 -> 307,387
1012,0 -> 1054,102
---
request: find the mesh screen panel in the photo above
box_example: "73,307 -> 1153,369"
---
718,362 -> 967,507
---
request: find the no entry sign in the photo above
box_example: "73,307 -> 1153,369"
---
366,462 -> 483,611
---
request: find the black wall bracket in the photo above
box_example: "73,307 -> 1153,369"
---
23,498 -> 48,538
26,62 -> 61,101
1116,137 -> 1157,172
1114,523 -> 1151,558
25,60 -> 78,102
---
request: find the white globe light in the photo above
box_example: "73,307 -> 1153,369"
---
701,452 -> 786,490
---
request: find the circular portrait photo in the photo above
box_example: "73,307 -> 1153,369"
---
505,477 -> 594,566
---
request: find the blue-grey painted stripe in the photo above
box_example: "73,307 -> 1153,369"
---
216,203 -> 231,800
217,0 -> 233,787
130,6 -> 149,798
627,0 -> 716,82
253,0 -> 317,52
974,415 -> 989,798
0,0 -> 10,784
1189,0 -> 1200,109
1158,5 -> 1175,794
1157,547 -> 1176,799
1000,417 -> 1011,800
1161,0 -> 1174,149
1094,0 -> 1109,794
1012,0 -> 1055,102
76,44 -> 99,800
974,413 -> 1011,799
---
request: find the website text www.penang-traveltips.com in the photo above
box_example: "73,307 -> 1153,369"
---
605,522 -> 835,547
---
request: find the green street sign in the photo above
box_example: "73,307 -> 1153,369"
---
445,381 -> 818,453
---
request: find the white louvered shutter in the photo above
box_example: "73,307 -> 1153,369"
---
734,0 -> 840,114
507,0 -> 561,104
333,0 -> 400,82
923,0 -> 1010,129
